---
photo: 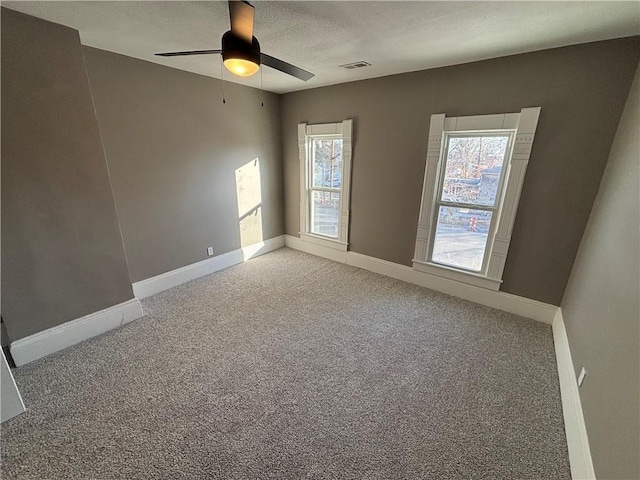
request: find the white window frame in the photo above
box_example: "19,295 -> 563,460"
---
298,120 -> 353,251
413,108 -> 541,290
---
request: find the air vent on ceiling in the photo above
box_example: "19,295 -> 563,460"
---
339,61 -> 371,70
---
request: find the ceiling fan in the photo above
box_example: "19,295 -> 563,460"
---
155,1 -> 314,81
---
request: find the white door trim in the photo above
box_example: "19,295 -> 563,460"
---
1,349 -> 25,422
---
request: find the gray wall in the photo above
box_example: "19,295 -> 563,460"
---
1,9 -> 134,341
561,64 -> 639,480
83,48 -> 284,283
281,37 -> 640,305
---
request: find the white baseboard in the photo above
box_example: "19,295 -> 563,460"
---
10,298 -> 144,367
133,235 -> 285,299
284,234 -> 348,263
553,309 -> 595,480
284,235 -> 558,324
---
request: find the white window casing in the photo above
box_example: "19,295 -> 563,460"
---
298,120 -> 353,251
413,108 -> 541,290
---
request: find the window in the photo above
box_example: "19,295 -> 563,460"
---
431,133 -> 511,272
298,120 -> 353,251
413,109 -> 541,290
309,137 -> 343,238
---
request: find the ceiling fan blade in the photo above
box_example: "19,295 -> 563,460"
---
260,53 -> 314,81
155,49 -> 222,57
229,1 -> 254,43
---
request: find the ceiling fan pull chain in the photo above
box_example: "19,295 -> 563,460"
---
220,56 -> 226,104
260,67 -> 264,107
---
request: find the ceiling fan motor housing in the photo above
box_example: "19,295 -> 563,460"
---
221,30 -> 261,66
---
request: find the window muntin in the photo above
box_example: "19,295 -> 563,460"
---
429,132 -> 513,273
308,136 -> 343,238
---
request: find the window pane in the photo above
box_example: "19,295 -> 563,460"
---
311,191 -> 340,238
312,138 -> 343,188
441,136 -> 509,206
431,206 -> 493,272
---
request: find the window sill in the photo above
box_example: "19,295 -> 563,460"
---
300,233 -> 348,251
412,260 -> 501,291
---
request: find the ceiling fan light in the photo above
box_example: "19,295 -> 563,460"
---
221,30 -> 261,78
223,58 -> 260,77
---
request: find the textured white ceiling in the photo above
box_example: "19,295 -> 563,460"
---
3,1 -> 640,94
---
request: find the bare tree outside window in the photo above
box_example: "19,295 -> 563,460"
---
310,138 -> 343,237
431,134 -> 510,271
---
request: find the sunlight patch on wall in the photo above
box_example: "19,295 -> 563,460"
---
235,158 -> 263,249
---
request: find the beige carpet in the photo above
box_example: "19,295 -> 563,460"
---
1,248 -> 570,479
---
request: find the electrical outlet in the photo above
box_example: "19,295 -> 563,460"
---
578,367 -> 587,387
207,246 -> 214,256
